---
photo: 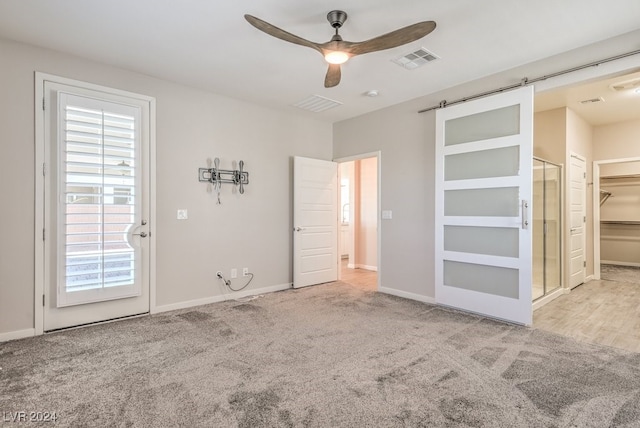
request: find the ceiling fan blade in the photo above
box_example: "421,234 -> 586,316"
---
244,14 -> 322,53
346,21 -> 436,56
324,64 -> 341,88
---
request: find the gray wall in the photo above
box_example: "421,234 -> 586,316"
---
334,30 -> 640,301
0,38 -> 332,335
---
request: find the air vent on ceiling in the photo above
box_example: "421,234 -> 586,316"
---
580,97 -> 604,104
292,95 -> 342,113
392,48 -> 439,70
609,77 -> 640,92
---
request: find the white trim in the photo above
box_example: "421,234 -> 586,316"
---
379,287 -> 436,305
152,283 -> 292,314
34,73 -> 45,335
334,151 -> 382,293
532,287 -> 568,311
355,264 -> 378,272
0,328 -> 36,343
592,157 -> 640,281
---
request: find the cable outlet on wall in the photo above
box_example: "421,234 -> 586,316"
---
177,209 -> 188,220
243,268 -> 249,277
231,268 -> 237,279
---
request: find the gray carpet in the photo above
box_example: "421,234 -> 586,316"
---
2,282 -> 640,427
601,264 -> 640,284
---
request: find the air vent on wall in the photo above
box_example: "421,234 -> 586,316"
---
292,95 -> 342,113
609,77 -> 640,92
580,97 -> 604,104
392,48 -> 439,70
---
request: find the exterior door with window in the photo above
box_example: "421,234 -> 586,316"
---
43,81 -> 151,331
435,86 -> 533,325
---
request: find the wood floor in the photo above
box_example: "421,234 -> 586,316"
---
534,267 -> 640,353
339,259 -> 377,291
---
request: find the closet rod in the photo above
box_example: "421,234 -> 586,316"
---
601,174 -> 640,179
417,48 -> 640,113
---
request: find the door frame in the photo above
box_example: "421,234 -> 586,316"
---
34,72 -> 157,335
592,156 -> 640,280
334,151 -> 381,292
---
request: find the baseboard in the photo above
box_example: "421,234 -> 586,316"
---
533,287 -> 569,311
379,287 -> 436,305
355,264 -> 378,272
347,263 -> 355,269
585,275 -> 594,283
601,260 -> 640,268
0,328 -> 35,343
153,283 -> 292,314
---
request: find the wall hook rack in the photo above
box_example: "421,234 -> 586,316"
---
199,158 -> 249,203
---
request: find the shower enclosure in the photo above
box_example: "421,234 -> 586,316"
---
533,158 -> 562,301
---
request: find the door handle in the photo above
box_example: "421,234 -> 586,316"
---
133,231 -> 148,238
521,200 -> 529,229
294,227 -> 306,232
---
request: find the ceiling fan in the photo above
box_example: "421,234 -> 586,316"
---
245,11 -> 436,88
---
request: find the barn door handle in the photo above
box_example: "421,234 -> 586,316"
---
521,200 -> 529,229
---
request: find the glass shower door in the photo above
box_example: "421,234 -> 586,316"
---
544,163 -> 562,294
532,158 -> 562,301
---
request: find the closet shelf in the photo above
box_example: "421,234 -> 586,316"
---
600,220 -> 640,225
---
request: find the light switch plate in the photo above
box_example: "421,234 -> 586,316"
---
177,209 -> 188,220
382,210 -> 392,220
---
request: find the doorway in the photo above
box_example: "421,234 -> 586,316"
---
336,154 -> 380,291
532,70 -> 640,352
594,159 -> 640,279
35,74 -> 155,333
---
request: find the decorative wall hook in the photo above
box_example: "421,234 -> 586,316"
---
199,158 -> 249,204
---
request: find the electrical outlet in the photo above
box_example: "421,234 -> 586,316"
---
243,268 -> 249,277
231,268 -> 237,279
177,209 -> 188,220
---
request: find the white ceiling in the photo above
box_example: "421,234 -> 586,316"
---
536,70 -> 640,126
1,0 -> 640,123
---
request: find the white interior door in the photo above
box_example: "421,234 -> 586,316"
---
435,86 -> 533,325
569,154 -> 586,288
43,81 -> 151,331
293,156 -> 338,288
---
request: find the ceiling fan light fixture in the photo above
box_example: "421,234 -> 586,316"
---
324,51 -> 349,65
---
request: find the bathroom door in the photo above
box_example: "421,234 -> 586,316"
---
435,86 -> 533,325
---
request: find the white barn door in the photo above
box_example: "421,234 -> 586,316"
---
435,86 -> 534,325
293,157 -> 338,288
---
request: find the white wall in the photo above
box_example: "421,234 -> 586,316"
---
534,108 -> 566,165
0,38 -> 332,336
